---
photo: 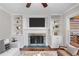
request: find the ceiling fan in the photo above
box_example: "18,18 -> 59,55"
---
26,3 -> 48,8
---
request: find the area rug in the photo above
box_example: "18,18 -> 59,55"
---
20,51 -> 57,56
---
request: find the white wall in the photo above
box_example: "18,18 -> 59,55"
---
0,8 -> 11,39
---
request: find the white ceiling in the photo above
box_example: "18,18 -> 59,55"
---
0,3 -> 77,15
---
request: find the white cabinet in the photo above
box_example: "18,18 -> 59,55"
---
50,16 -> 63,48
10,42 -> 18,48
51,36 -> 62,48
15,35 -> 25,48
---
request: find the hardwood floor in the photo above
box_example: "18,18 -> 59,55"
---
20,46 -> 64,51
20,46 -> 58,56
20,46 -> 79,56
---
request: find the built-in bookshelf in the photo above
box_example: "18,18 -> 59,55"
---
14,15 -> 23,35
53,20 -> 60,36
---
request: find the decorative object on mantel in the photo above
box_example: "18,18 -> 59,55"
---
53,20 -> 60,36
55,25 -> 59,28
11,37 -> 17,42
54,32 -> 58,35
14,15 -> 23,35
10,37 -> 18,48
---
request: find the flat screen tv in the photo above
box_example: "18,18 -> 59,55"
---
29,18 -> 45,27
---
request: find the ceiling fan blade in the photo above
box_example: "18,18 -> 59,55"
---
42,3 -> 48,8
26,3 -> 31,8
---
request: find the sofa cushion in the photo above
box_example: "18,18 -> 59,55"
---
70,41 -> 79,47
57,49 -> 71,56
66,44 -> 79,56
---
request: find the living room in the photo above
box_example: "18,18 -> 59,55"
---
0,3 -> 79,56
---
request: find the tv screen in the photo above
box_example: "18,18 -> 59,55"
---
29,18 -> 45,27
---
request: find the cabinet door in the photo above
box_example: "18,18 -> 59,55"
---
0,40 -> 5,53
52,36 -> 59,48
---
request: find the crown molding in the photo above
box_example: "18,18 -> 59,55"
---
63,4 -> 79,15
0,6 -> 12,15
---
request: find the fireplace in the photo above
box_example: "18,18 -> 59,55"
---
28,34 -> 46,46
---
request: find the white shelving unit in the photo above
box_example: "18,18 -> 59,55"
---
50,16 -> 63,48
53,19 -> 60,36
14,15 -> 23,35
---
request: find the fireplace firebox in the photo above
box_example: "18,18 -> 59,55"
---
30,36 -> 44,44
29,34 -> 45,46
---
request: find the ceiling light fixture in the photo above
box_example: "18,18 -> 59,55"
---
26,3 -> 48,8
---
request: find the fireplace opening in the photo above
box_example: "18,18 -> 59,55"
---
30,36 -> 44,44
29,35 -> 45,46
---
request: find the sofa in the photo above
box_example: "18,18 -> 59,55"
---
57,44 -> 79,56
70,35 -> 79,48
57,49 -> 72,56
